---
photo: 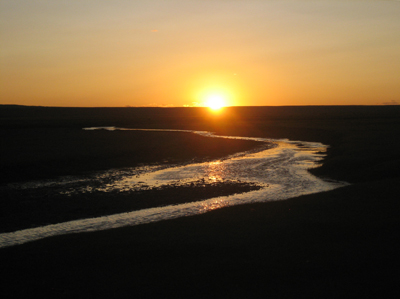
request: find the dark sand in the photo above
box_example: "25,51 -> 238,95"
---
1,105 -> 400,298
0,180 -> 262,233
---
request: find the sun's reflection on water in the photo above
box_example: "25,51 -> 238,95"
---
205,161 -> 226,182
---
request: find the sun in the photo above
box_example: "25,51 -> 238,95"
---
204,95 -> 226,111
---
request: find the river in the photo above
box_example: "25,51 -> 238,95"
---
0,128 -> 348,248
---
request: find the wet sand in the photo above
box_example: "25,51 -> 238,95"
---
1,105 -> 400,298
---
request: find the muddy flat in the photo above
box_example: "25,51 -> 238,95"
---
1,105 -> 399,298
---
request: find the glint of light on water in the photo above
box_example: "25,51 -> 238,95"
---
205,161 -> 226,182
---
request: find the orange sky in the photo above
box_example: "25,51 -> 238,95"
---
1,0 -> 400,107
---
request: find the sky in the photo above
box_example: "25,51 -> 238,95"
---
1,0 -> 400,107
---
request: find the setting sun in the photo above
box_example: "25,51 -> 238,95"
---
204,95 -> 226,111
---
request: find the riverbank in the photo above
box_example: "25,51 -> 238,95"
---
1,105 -> 399,298
0,179 -> 262,233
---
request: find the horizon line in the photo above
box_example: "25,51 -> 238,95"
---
1,104 -> 399,109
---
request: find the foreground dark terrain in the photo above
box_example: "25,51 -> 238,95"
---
1,105 -> 400,298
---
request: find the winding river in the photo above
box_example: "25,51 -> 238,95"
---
0,128 -> 348,248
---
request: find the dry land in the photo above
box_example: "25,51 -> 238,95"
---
1,105 -> 400,298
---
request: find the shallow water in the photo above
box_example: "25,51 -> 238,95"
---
0,128 -> 348,248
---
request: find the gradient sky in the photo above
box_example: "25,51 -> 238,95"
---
1,0 -> 400,107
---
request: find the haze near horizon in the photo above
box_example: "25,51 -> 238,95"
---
1,0 -> 400,107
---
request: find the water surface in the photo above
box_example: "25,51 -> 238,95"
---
0,128 -> 347,248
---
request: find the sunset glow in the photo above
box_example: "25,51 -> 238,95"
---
1,1 -> 400,107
